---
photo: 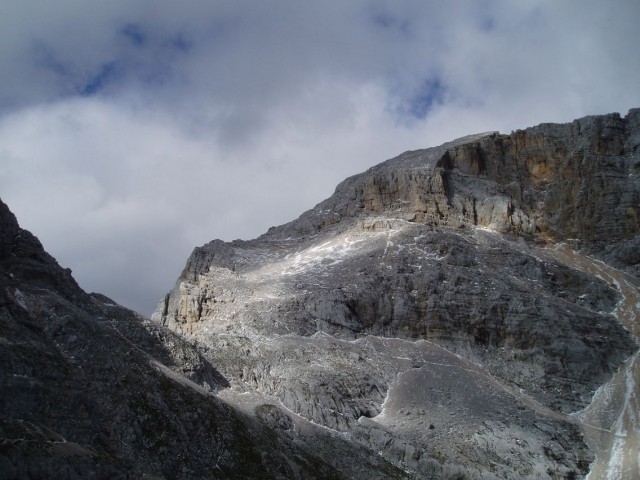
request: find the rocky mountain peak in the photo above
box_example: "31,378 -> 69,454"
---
152,109 -> 640,479
0,199 -> 85,303
266,109 -> 639,265
2,109 -> 639,479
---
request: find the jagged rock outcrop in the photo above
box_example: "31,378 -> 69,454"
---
275,110 -> 640,267
155,110 -> 640,479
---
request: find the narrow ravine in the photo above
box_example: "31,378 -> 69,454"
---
540,245 -> 640,480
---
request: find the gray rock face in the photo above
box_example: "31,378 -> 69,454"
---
154,110 -> 640,478
274,110 -> 640,268
3,109 -> 639,479
0,198 -> 404,479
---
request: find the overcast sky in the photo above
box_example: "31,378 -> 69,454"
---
1,1 -> 639,315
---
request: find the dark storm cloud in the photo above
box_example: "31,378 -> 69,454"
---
1,0 -> 639,314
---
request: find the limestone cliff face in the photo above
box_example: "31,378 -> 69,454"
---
279,110 -> 639,269
154,111 -> 640,479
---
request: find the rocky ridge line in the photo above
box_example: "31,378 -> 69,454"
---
268,109 -> 639,269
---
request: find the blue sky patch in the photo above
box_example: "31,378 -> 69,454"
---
32,41 -> 73,78
121,23 -> 147,46
369,7 -> 410,35
409,77 -> 445,119
81,62 -> 120,96
480,17 -> 495,32
168,33 -> 192,53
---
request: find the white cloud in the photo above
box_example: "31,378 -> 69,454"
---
1,0 -> 639,314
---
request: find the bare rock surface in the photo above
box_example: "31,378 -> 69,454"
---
2,109 -> 639,479
0,198 -> 404,479
154,110 -> 640,478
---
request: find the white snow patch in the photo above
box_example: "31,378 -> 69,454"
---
606,436 -> 626,480
278,233 -> 371,276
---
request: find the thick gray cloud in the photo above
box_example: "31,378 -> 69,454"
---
1,0 -> 639,314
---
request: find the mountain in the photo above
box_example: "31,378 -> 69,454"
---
1,109 -> 639,479
0,198 -> 406,479
153,110 -> 640,478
